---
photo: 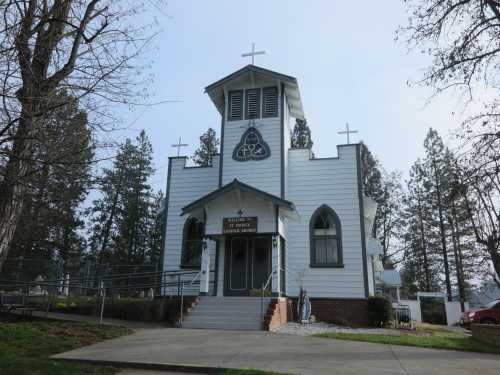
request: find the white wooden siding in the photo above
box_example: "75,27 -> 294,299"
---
283,93 -> 291,200
216,238 -> 225,296
204,192 -> 277,235
286,146 -> 366,298
163,157 -> 219,275
222,83 -> 282,197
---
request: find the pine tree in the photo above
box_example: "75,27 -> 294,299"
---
192,128 -> 219,166
400,130 -> 482,303
291,119 -> 313,149
360,143 -> 405,267
148,191 -> 165,268
402,160 -> 437,292
3,91 -> 92,280
360,143 -> 383,219
422,128 -> 453,301
375,171 -> 404,267
88,131 -> 155,268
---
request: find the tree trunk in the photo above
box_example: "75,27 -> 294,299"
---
0,115 -> 34,271
450,211 -> 465,312
416,191 -> 431,291
99,173 -> 123,263
488,236 -> 500,289
432,159 -> 452,301
451,204 -> 466,311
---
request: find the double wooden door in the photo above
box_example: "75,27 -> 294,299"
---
224,236 -> 271,296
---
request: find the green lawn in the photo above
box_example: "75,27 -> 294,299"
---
314,328 -> 500,355
0,320 -> 287,375
0,321 -> 131,375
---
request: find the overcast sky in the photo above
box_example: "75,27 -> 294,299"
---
112,0 -> 472,192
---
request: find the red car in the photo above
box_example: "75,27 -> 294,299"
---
461,299 -> 500,327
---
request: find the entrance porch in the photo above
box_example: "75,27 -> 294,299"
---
180,179 -> 296,298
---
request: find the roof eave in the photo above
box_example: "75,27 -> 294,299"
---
204,65 -> 304,119
181,179 -> 295,216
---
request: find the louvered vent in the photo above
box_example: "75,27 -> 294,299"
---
263,87 -> 278,117
228,91 -> 243,120
245,88 -> 261,119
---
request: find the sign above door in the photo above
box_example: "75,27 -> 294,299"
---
223,217 -> 258,234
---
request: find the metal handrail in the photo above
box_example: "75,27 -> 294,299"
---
263,271 -> 274,291
0,271 -> 213,295
189,270 -> 203,286
0,269 -> 201,286
178,269 -> 212,328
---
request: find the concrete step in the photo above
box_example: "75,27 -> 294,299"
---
195,297 -> 271,306
182,296 -> 271,330
192,306 -> 266,311
188,310 -> 263,317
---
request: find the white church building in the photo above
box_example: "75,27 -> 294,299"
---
161,64 -> 382,329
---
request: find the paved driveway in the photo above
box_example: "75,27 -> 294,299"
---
53,328 -> 500,375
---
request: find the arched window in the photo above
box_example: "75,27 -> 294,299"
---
181,217 -> 203,268
310,205 -> 343,267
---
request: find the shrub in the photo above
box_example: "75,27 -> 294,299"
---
248,289 -> 272,297
367,296 -> 393,327
33,296 -> 196,325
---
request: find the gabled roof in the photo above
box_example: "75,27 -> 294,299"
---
204,65 -> 305,120
181,179 -> 295,216
205,65 -> 298,91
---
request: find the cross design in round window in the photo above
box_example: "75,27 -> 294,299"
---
232,127 -> 271,161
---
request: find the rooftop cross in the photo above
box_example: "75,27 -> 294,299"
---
172,137 -> 188,157
338,123 -> 358,144
241,43 -> 266,65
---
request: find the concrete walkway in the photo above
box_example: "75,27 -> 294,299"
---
119,371 -> 200,375
53,328 -> 500,375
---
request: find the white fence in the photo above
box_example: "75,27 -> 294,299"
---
398,299 -> 468,326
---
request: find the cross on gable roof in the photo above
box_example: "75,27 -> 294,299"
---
204,65 -> 305,120
181,178 -> 296,216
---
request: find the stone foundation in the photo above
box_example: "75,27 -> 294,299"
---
290,297 -> 369,326
471,324 -> 500,346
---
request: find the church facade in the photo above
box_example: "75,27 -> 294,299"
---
161,65 -> 381,326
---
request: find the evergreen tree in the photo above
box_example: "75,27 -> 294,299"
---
402,159 -> 438,293
375,171 -> 404,267
148,191 -> 165,268
360,143 -> 383,217
291,119 -> 313,149
192,128 -> 219,166
360,142 -> 405,268
400,130 -> 482,304
3,91 -> 92,280
88,131 -> 156,267
423,128 -> 453,301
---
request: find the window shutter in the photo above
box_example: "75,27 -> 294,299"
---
228,91 -> 243,121
262,87 -> 278,118
245,88 -> 261,119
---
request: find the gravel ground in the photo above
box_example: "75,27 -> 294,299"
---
271,322 -> 415,336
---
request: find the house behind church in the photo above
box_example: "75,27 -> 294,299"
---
161,65 -> 382,329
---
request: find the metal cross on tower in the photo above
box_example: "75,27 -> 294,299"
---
241,43 -> 266,65
172,137 -> 188,157
338,123 -> 358,144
